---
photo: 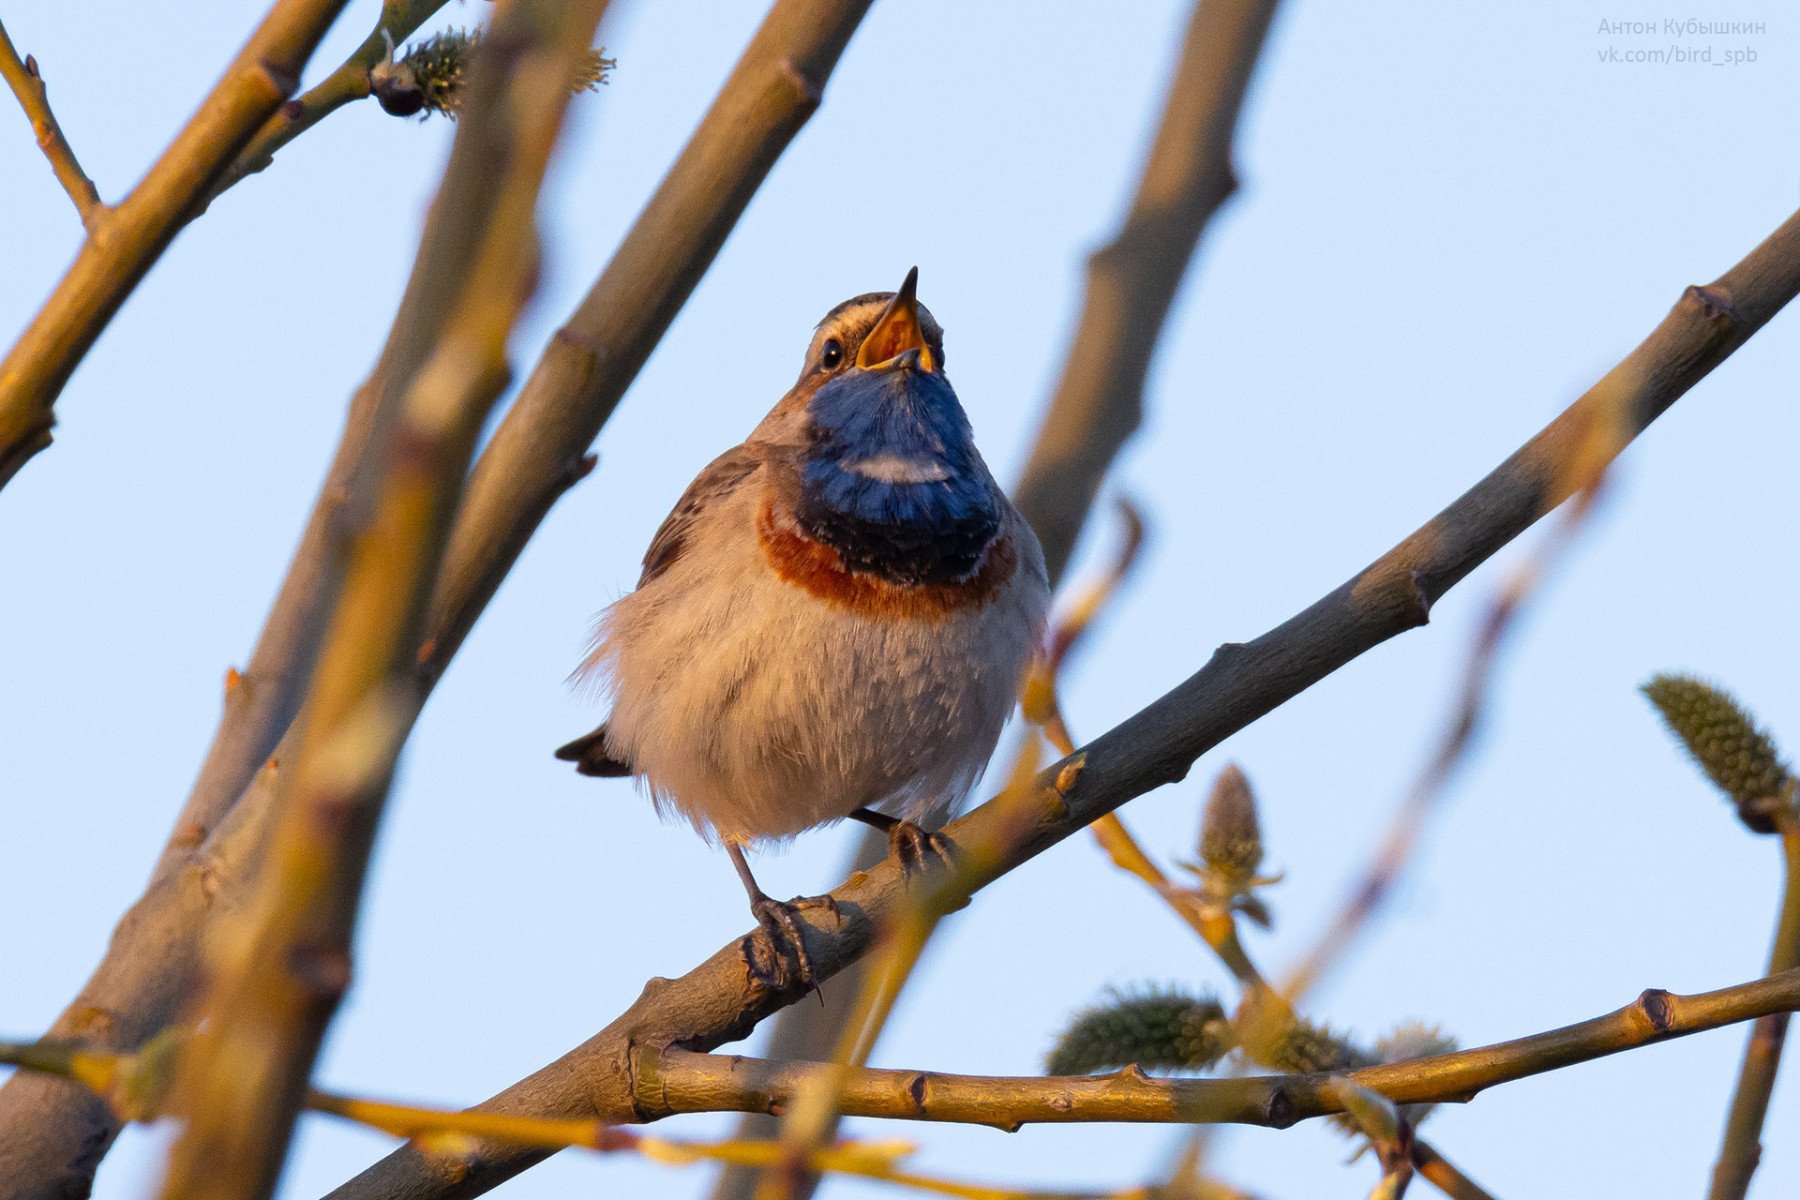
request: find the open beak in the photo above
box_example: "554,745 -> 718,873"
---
856,266 -> 936,373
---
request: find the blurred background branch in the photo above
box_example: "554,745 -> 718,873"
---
154,2 -> 610,1197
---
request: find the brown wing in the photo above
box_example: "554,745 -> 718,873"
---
638,443 -> 764,586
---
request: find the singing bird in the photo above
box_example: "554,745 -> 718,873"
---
557,269 -> 1049,986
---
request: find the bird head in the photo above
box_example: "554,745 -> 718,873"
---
797,266 -> 946,386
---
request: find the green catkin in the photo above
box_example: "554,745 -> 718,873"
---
1047,990 -> 1232,1076
1643,673 -> 1791,831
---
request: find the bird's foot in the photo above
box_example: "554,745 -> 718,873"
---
886,820 -> 957,878
850,808 -> 957,880
738,894 -> 821,993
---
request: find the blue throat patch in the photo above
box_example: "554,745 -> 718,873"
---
796,367 -> 1002,585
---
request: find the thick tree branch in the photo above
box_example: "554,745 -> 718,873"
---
0,20 -> 103,229
324,207 -> 1800,1200
0,0 -> 354,491
727,2 -> 1282,1190
152,6 -> 610,1198
1707,817 -> 1800,1200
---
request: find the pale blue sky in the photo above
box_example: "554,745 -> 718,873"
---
3,2 -> 1798,1198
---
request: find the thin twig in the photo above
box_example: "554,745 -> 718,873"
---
155,4 -> 610,1198
21,958 -> 1800,1141
1707,815 -> 1800,1200
0,1038 -> 1139,1200
325,207 -> 1800,1200
0,0 -> 355,490
634,966 -> 1800,1125
205,0 -> 455,204
0,19 -> 103,228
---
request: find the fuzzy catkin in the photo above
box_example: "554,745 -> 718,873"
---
1644,673 -> 1790,830
1047,990 -> 1231,1075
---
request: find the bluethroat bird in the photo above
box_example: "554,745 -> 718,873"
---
557,269 -> 1050,988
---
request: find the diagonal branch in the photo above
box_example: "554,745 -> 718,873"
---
324,205 -> 1800,1200
205,0 -> 455,205
0,19 -> 103,229
0,0 -> 354,491
154,4 -> 612,1198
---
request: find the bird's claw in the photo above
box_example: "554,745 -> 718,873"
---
739,896 -> 818,993
887,820 -> 957,878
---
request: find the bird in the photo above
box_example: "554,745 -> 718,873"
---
556,268 -> 1049,989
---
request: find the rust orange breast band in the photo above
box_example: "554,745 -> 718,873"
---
757,500 -> 1017,622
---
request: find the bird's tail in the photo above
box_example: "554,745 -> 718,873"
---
554,725 -> 633,777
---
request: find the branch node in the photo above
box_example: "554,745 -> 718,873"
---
1683,282 -> 1744,334
287,942 -> 353,1001
776,56 -> 824,111
1405,568 -> 1433,627
1635,987 -> 1676,1035
1263,1082 -> 1297,1129
254,56 -> 302,101
565,451 -> 599,486
906,1071 -> 927,1114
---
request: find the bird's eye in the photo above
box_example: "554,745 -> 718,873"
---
820,338 -> 844,370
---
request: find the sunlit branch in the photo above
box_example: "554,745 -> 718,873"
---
0,19 -> 103,228
0,0 -> 354,490
1707,815 -> 1800,1200
633,967 -> 1800,1126
154,4 -> 610,1197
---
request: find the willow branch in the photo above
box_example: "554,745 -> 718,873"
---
1707,816 -> 1800,1200
727,0 -> 1282,1188
206,0 -> 454,204
0,0 -> 354,491
1085,770 -> 1484,1198
326,206 -> 1800,1200
153,6 -> 610,1198
422,0 -> 875,676
638,968 -> 1800,1126
0,3 -> 871,1192
0,20 -> 103,228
